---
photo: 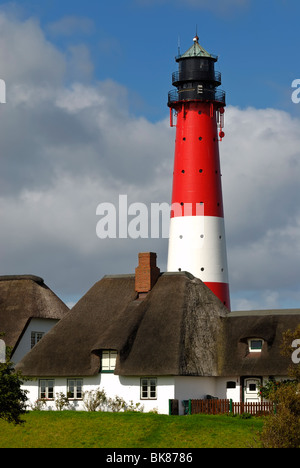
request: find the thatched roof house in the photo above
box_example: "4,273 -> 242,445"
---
16,253 -> 300,379
12,253 -> 300,414
0,275 -> 68,356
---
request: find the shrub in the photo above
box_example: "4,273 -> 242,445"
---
82,389 -> 145,413
30,399 -> 47,411
0,360 -> 28,425
55,393 -> 71,411
260,381 -> 300,448
108,395 -> 126,412
82,389 -> 107,412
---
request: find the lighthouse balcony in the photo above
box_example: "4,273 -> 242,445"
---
172,70 -> 221,87
168,88 -> 226,107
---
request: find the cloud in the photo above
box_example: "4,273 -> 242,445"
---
0,13 -> 65,86
0,11 -> 173,298
221,106 -> 300,307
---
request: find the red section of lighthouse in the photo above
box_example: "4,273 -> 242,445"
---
167,36 -> 230,309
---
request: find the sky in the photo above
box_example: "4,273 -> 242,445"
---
0,0 -> 300,311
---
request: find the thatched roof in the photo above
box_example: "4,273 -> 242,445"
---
0,275 -> 69,352
16,272 -> 228,377
16,270 -> 300,378
220,309 -> 300,376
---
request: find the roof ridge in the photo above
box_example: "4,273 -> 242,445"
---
0,275 -> 44,284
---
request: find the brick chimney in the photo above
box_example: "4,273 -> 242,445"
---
135,252 -> 160,294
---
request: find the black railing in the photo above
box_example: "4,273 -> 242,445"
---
168,88 -> 226,106
172,70 -> 221,86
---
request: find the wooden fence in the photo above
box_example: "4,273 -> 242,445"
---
189,399 -> 274,416
191,399 -> 230,415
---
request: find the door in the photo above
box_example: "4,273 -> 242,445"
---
244,378 -> 261,403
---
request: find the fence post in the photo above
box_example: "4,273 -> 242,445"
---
229,399 -> 233,414
188,399 -> 192,415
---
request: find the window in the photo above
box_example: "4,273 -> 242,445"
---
141,378 -> 157,400
226,381 -> 236,389
249,339 -> 263,353
67,379 -> 83,399
31,331 -> 44,349
39,379 -> 54,399
101,350 -> 117,372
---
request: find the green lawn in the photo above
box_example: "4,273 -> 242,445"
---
0,411 -> 263,448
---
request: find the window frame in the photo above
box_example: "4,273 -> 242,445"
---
39,379 -> 54,400
101,350 -> 117,373
248,338 -> 264,353
140,378 -> 157,400
31,331 -> 45,349
67,378 -> 83,400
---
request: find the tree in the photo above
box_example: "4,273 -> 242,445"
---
260,380 -> 300,448
0,338 -> 28,425
260,325 -> 300,448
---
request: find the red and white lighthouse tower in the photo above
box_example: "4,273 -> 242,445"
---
167,35 -> 230,309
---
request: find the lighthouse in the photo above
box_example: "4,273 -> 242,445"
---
167,35 -> 230,310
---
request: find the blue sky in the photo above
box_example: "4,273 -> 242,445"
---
6,0 -> 299,118
1,0 -> 300,311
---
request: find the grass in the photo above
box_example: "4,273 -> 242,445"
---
0,412 -> 264,448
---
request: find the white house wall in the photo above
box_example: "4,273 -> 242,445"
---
174,376 -> 218,415
22,374 -> 175,415
22,374 -> 289,415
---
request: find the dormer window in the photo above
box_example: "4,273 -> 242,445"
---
31,331 -> 44,349
101,350 -> 117,372
248,339 -> 263,353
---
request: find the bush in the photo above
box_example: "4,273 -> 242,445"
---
55,393 -> 71,411
82,389 -> 144,413
260,381 -> 300,448
0,360 -> 28,425
82,389 -> 107,412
